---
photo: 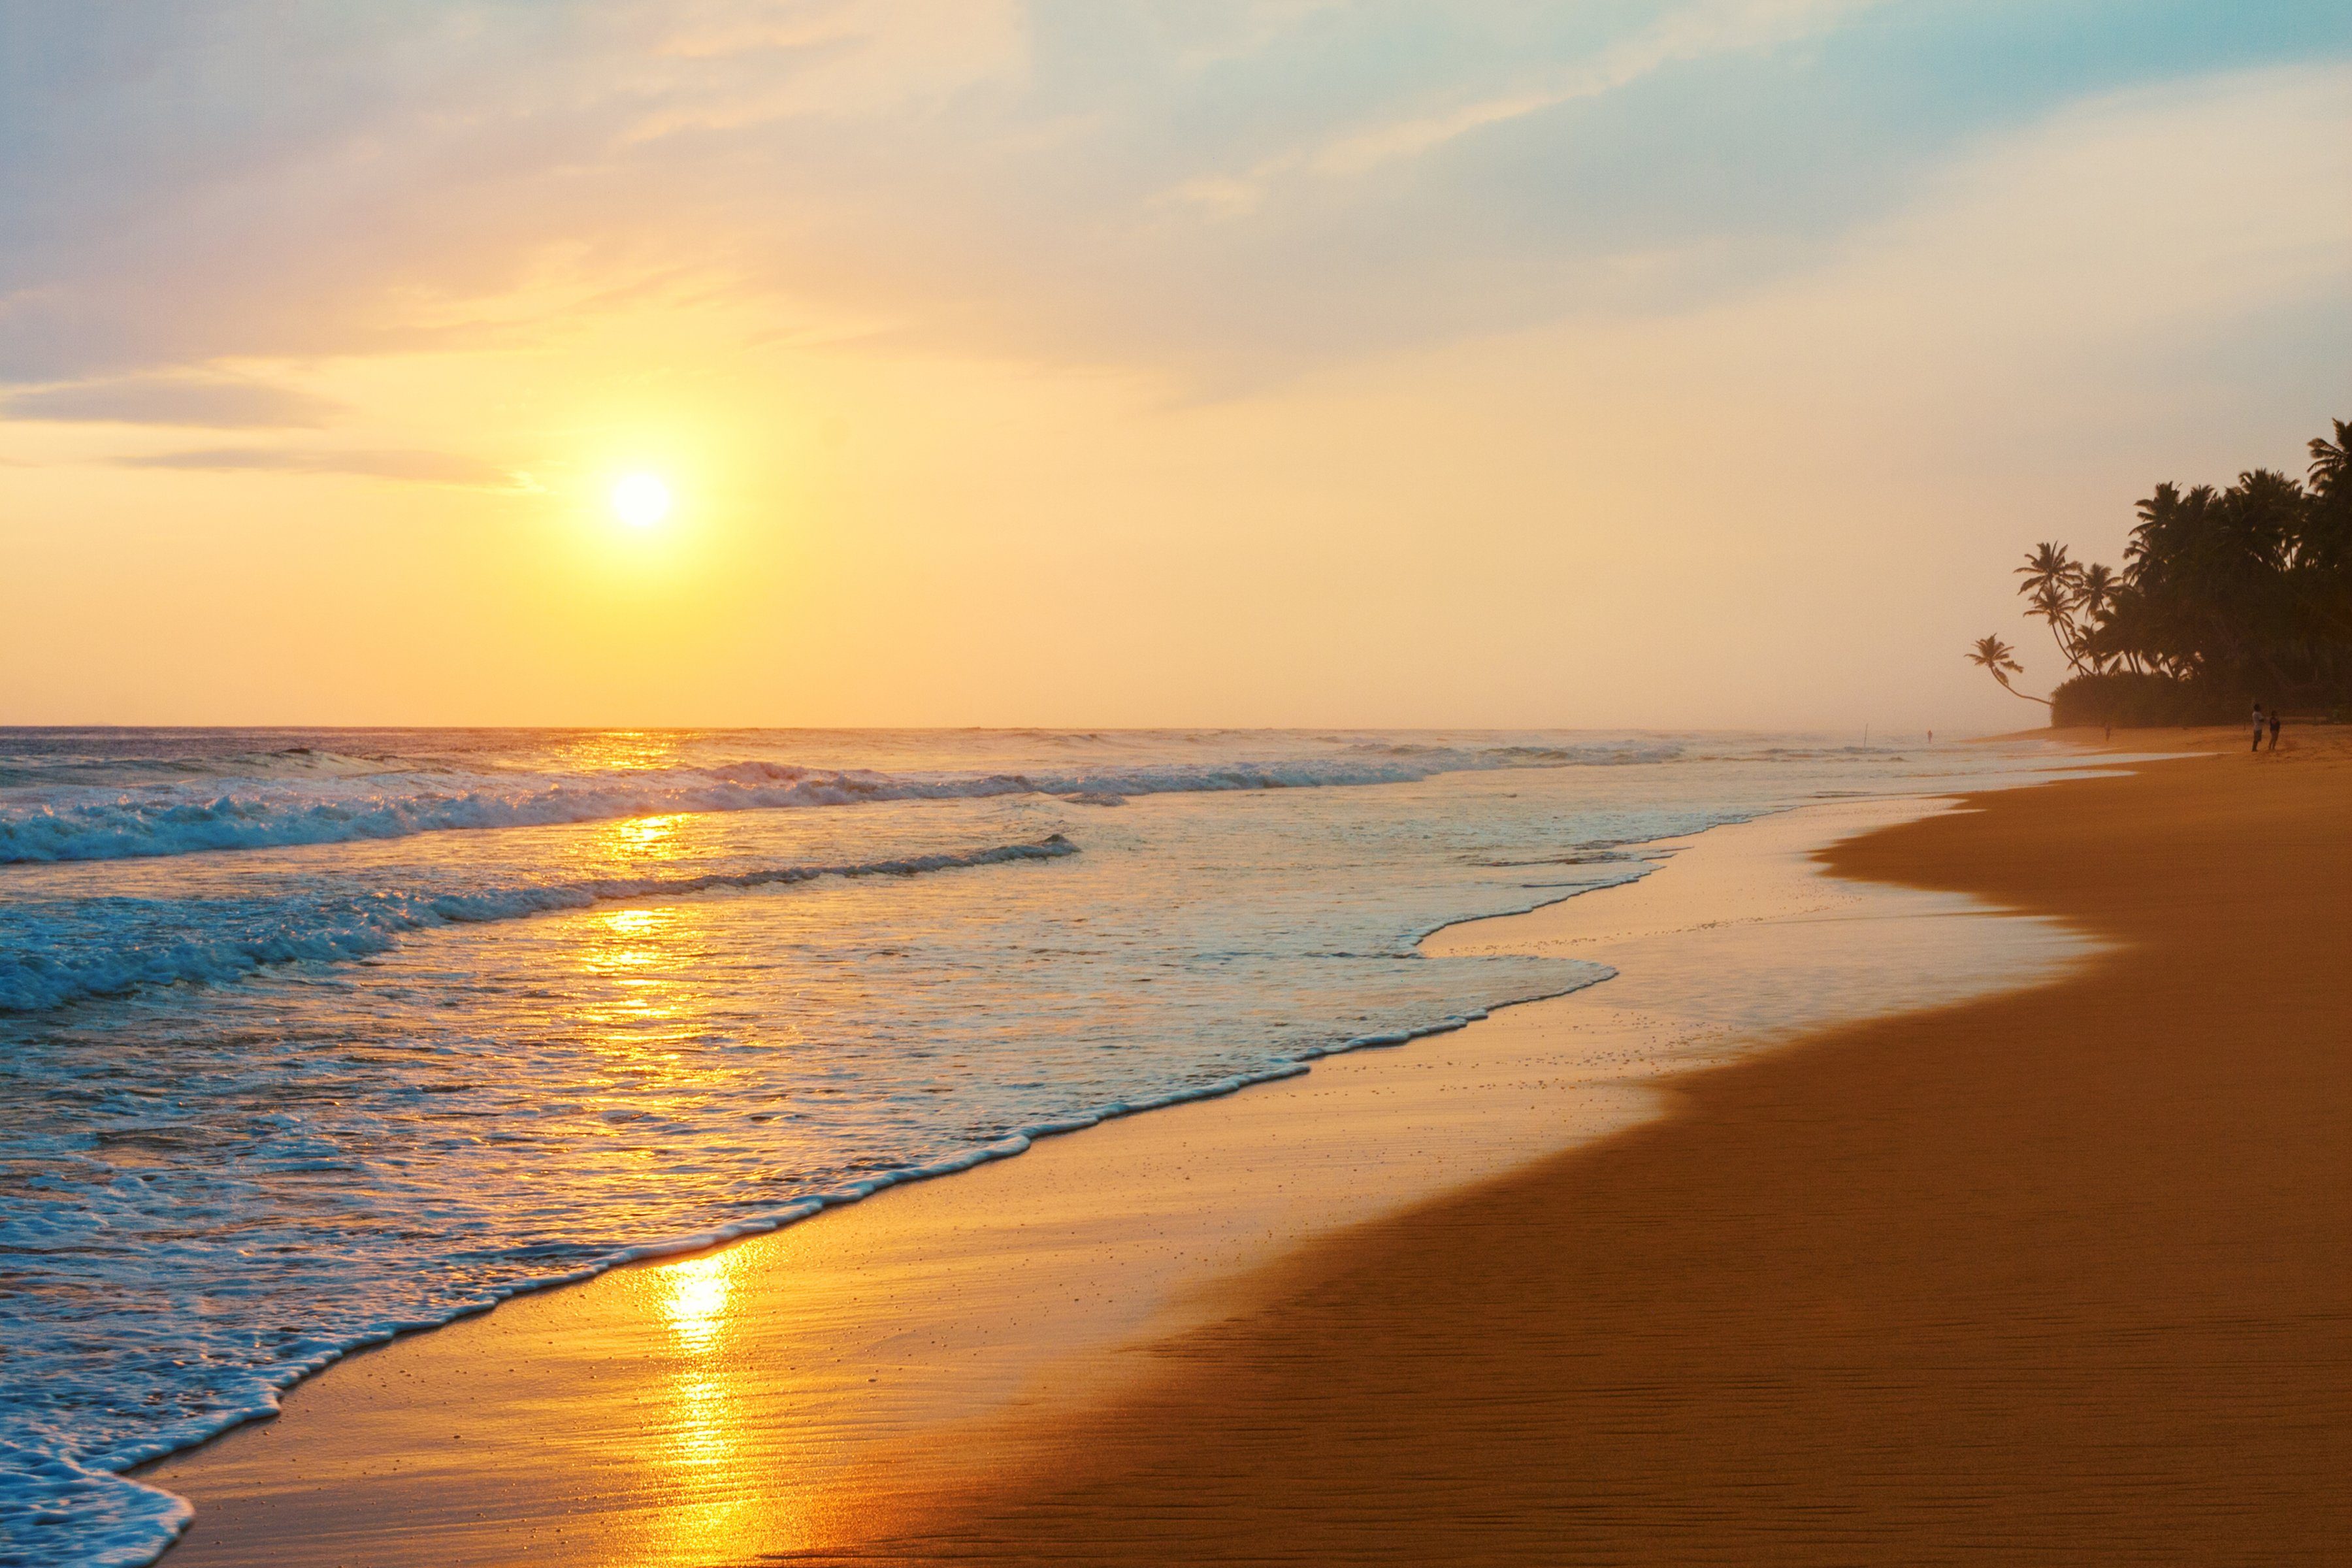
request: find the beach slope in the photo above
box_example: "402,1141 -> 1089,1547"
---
792,743 -> 2351,1563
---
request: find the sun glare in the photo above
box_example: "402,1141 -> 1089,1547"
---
612,473 -> 672,528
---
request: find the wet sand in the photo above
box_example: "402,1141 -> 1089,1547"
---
145,788 -> 2092,1565
775,733 -> 2352,1563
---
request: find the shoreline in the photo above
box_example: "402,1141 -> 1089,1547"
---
90,806 -> 1648,1548
776,737 -> 2351,1564
139,787 -> 2093,1565
63,790 -> 1662,1553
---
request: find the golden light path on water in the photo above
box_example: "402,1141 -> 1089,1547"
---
654,1250 -> 761,1563
580,805 -> 794,1561
580,813 -> 693,1114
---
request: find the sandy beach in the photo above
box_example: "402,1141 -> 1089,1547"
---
16,14 -> 2347,1561
137,732 -> 2349,1563
794,732 -> 2346,1565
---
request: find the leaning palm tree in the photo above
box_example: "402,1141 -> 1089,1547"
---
1968,634 -> 2049,706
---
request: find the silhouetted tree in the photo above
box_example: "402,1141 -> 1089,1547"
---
2073,563 -> 2118,670
2016,542 -> 2085,672
1968,634 -> 2046,706
1979,416 -> 2352,721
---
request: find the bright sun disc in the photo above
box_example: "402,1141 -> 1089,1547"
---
612,473 -> 672,528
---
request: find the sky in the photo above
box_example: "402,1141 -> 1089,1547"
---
3,1 -> 2348,731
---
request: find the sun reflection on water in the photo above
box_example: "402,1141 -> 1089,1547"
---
640,1247 -> 771,1562
662,1250 -> 732,1357
606,813 -> 683,861
597,905 -> 664,949
583,905 -> 678,1004
561,730 -> 683,774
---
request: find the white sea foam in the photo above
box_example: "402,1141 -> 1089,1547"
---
4,1000 -> 1542,1568
0,741 -> 1680,864
0,836 -> 1077,1013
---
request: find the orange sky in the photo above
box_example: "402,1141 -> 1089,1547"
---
3,4 -> 2347,730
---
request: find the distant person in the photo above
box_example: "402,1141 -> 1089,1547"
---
2270,710 -> 2283,751
2253,703 -> 2266,753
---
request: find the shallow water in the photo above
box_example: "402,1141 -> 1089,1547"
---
0,728 -> 2082,1566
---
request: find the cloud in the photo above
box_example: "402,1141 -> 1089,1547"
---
1,375 -> 342,427
627,0 -> 1026,135
1,1 -> 2347,388
1837,62 -> 2352,339
114,447 -> 514,487
1171,0 -> 1886,211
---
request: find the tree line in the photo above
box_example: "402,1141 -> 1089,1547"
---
1972,417 -> 2352,724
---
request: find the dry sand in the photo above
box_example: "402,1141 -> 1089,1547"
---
147,733 -> 2350,1565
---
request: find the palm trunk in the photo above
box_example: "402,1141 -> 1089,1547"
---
1997,678 -> 2053,708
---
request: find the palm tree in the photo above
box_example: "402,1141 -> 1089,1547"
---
2074,561 -> 2117,620
2303,421 -> 2352,577
1974,416 -> 2352,717
1968,634 -> 2048,706
2016,541 -> 2077,594
2303,422 -> 2352,654
2029,581 -> 2084,666
2016,542 -> 2085,672
2310,419 -> 2349,497
2072,563 -> 2119,672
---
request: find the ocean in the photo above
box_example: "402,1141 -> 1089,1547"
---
0,727 -> 2074,1566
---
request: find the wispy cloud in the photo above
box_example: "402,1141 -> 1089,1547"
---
1,1 -> 2344,389
2,375 -> 342,428
116,447 -> 515,487
1331,0 -> 1879,174
626,0 -> 1026,138
1164,0 -> 1886,215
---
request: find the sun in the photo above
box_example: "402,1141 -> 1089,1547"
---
612,472 -> 672,528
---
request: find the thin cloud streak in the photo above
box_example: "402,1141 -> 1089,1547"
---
1171,0 -> 1888,214
116,447 -> 517,487
2,375 -> 343,428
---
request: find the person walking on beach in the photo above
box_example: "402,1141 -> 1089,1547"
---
2270,709 -> 2283,751
2253,703 -> 2266,753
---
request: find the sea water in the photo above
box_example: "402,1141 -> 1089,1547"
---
0,728 -> 2077,1565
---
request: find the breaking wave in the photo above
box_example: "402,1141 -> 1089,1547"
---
0,742 -> 1681,865
0,836 -> 1077,1013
